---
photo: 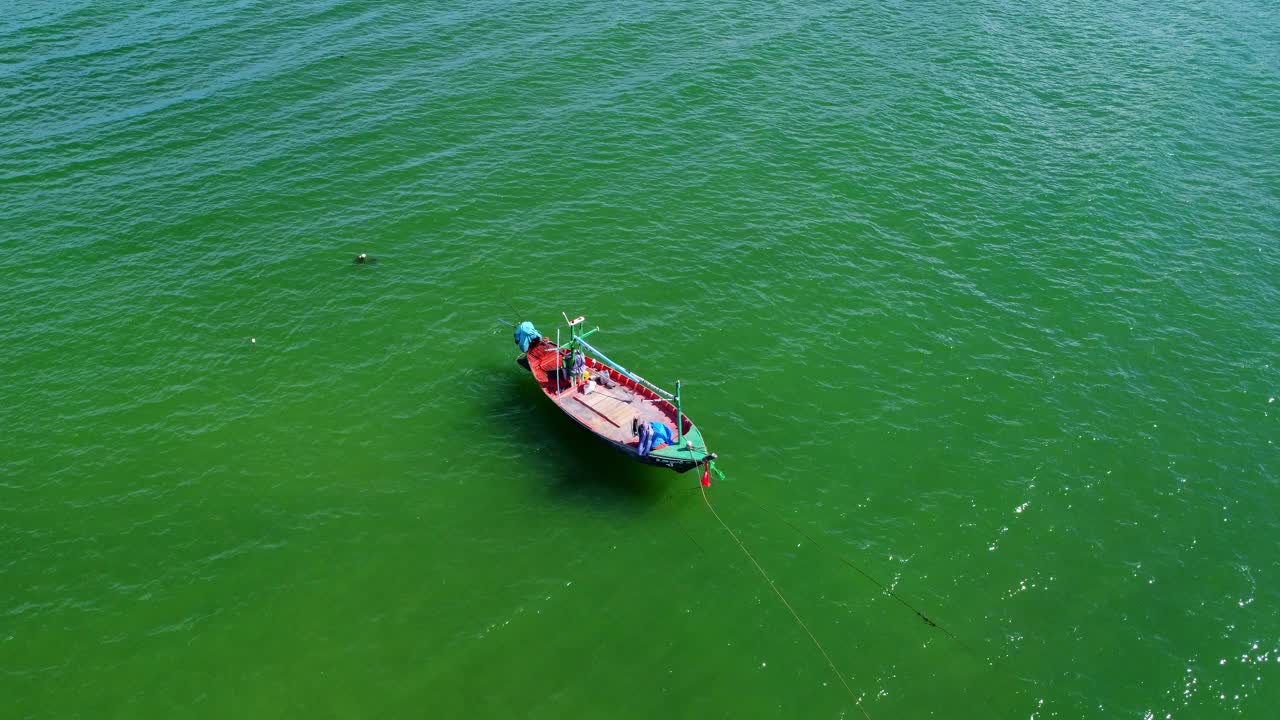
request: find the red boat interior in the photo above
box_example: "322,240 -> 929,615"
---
525,339 -> 692,450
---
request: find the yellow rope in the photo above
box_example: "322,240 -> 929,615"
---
700,484 -> 872,719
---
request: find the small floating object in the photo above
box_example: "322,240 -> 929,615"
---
510,314 -> 716,474
354,252 -> 377,265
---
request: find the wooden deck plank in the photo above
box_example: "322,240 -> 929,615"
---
579,392 -> 628,416
572,396 -> 622,428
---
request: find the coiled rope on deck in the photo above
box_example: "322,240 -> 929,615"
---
699,483 -> 871,719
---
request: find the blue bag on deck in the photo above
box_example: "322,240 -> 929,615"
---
514,322 -> 540,352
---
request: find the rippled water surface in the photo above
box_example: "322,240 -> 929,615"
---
3,1 -> 1279,717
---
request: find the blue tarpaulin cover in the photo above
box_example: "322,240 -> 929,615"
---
638,421 -> 677,456
514,321 -> 540,352
649,422 -> 676,447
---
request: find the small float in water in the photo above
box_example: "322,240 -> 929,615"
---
510,314 -> 716,474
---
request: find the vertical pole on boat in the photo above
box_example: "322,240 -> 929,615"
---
555,327 -> 561,398
676,379 -> 683,444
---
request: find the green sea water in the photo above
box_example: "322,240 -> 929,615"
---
3,1 -> 1279,717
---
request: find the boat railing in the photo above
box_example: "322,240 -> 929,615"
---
573,337 -> 676,400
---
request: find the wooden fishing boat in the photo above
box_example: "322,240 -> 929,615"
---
512,315 -> 716,473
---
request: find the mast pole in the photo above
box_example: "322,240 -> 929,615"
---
676,379 -> 683,444
555,327 -> 561,398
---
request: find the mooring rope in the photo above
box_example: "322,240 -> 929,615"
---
702,479 -> 1010,718
724,488 -> 984,657
732,486 -> 962,632
699,483 -> 871,719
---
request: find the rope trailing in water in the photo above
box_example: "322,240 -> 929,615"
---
734,488 -> 1015,714
726,488 -> 980,654
699,482 -> 871,719
698,468 -> 1008,716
